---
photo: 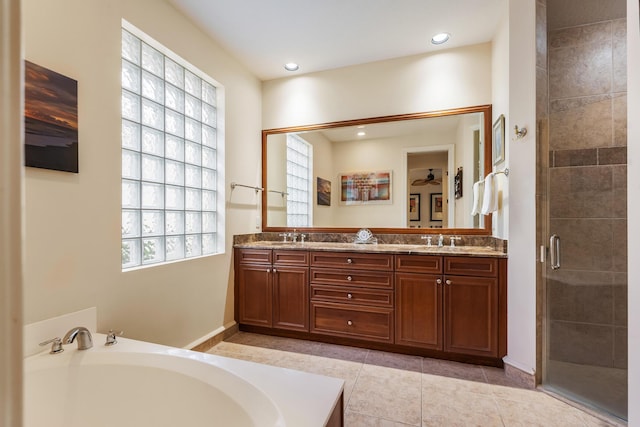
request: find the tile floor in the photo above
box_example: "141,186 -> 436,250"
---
206,332 -> 621,427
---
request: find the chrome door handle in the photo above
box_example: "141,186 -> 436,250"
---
550,234 -> 561,270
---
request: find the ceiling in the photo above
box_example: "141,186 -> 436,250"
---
168,0 -> 507,81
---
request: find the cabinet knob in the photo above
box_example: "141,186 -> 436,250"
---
347,293 -> 353,299
347,320 -> 353,326
267,268 -> 271,273
347,275 -> 353,281
347,258 -> 353,264
446,279 -> 452,285
436,278 -> 442,285
273,268 -> 277,273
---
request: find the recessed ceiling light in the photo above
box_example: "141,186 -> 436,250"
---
284,62 -> 299,71
431,32 -> 450,45
357,131 -> 366,137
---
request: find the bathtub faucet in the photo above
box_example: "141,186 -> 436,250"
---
62,326 -> 93,350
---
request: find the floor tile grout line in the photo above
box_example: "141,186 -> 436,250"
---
343,349 -> 367,411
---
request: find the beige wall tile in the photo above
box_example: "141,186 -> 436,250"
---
613,94 -> 627,146
548,274 -> 614,324
549,219 -> 613,271
612,18 -> 627,93
549,40 -> 612,98
536,2 -> 547,70
612,219 -> 627,272
614,283 -> 627,326
549,95 -> 612,150
549,321 -> 614,366
549,22 -> 611,49
549,166 -> 612,218
537,69 -> 548,119
614,327 -> 627,369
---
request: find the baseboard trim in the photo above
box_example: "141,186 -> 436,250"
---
186,321 -> 239,352
502,357 -> 537,389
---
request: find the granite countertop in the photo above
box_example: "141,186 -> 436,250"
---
233,241 -> 507,258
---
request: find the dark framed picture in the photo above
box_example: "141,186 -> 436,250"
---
317,177 -> 331,206
409,193 -> 420,221
492,114 -> 505,166
24,60 -> 79,173
430,193 -> 443,221
454,167 -> 463,199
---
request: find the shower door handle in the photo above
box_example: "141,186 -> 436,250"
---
550,234 -> 560,270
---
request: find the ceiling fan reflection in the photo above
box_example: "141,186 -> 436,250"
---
411,169 -> 441,186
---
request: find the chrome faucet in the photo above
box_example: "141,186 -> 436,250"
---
63,326 -> 93,350
438,234 -> 444,247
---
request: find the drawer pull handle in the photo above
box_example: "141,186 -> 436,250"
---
347,320 -> 353,326
445,279 -> 452,285
347,293 -> 353,299
436,278 -> 442,285
347,276 -> 353,281
347,258 -> 353,264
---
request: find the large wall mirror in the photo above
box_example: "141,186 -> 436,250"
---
262,105 -> 493,235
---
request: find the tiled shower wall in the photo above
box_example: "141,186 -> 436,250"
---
547,17 -> 628,369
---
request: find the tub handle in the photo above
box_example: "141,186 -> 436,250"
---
106,330 -> 124,346
39,337 -> 64,354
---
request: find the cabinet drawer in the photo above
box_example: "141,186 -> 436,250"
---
274,250 -> 309,266
395,254 -> 442,274
311,302 -> 393,343
310,268 -> 393,290
236,248 -> 272,264
310,251 -> 393,271
444,256 -> 498,277
311,285 -> 393,308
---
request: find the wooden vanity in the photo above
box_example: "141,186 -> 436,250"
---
234,243 -> 507,366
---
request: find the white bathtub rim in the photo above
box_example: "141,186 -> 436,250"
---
25,333 -> 344,427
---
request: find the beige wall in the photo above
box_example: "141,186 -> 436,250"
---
23,0 -> 262,347
262,43 -> 492,129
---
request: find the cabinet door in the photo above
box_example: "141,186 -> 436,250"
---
443,275 -> 498,357
395,272 -> 442,350
273,265 -> 309,332
237,264 -> 272,327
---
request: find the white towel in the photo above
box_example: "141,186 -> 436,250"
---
480,172 -> 498,214
471,180 -> 484,216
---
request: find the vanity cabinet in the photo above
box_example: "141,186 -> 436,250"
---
235,248 -> 309,332
395,255 -> 506,358
309,251 -> 394,343
235,245 -> 507,366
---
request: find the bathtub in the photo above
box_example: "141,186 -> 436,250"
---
24,333 -> 344,427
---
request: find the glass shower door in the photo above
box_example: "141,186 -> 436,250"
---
541,4 -> 628,420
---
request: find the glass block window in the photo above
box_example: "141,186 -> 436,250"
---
121,24 -> 222,270
286,134 -> 312,227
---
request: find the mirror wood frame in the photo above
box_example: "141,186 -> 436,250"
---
261,104 -> 493,235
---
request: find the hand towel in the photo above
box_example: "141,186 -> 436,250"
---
480,172 -> 498,214
470,180 -> 484,216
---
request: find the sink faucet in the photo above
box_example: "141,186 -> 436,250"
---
450,236 -> 461,247
437,234 -> 444,247
421,235 -> 432,247
63,326 -> 93,350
